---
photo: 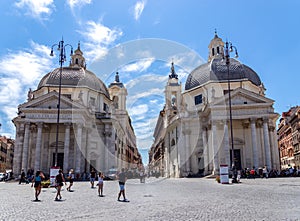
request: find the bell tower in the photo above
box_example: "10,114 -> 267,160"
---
165,62 -> 182,117
70,42 -> 86,69
108,72 -> 128,113
208,30 -> 224,62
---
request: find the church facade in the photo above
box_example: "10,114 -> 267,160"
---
12,44 -> 141,177
149,33 -> 280,177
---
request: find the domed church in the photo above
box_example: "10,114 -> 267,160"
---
12,43 -> 141,177
149,33 -> 280,177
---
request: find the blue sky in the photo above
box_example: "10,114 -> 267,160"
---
0,0 -> 299,163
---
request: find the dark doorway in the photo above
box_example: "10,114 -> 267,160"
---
52,153 -> 64,170
90,160 -> 96,172
230,149 -> 241,170
198,157 -> 204,175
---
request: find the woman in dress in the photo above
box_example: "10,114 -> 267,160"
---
97,172 -> 104,197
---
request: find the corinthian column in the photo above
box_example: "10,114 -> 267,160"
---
250,118 -> 259,169
202,126 -> 209,174
34,122 -> 43,171
263,118 -> 272,169
21,123 -> 30,173
211,121 -> 219,175
63,123 -> 71,171
183,127 -> 191,173
13,123 -> 24,176
75,123 -> 83,174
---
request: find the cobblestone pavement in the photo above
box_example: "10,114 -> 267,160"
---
1,177 -> 300,221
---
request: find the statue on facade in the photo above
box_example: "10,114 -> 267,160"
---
27,88 -> 33,101
78,90 -> 83,103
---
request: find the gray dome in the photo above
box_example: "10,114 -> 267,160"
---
38,67 -> 110,97
185,58 -> 261,90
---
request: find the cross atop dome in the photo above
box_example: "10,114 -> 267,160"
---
214,28 -> 218,38
109,72 -> 124,88
115,72 -> 120,83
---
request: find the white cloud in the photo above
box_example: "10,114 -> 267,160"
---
14,0 -> 54,21
128,104 -> 148,116
127,88 -> 164,107
0,78 -> 22,104
167,52 -> 204,73
78,21 -> 123,61
135,49 -> 153,58
135,116 -> 159,149
66,0 -> 92,10
0,41 -> 54,138
150,99 -> 158,104
120,58 -> 154,73
125,74 -> 167,90
133,0 -> 146,21
0,41 -> 52,85
83,21 -> 122,45
66,0 -> 92,19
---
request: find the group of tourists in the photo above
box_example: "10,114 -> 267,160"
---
27,168 -> 129,202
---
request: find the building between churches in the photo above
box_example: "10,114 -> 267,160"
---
149,33 -> 280,178
12,43 -> 142,177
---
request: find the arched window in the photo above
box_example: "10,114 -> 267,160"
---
212,48 -> 215,56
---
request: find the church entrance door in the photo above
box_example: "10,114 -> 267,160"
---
230,149 -> 241,170
52,153 -> 64,170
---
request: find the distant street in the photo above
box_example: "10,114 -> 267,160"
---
1,177 -> 300,221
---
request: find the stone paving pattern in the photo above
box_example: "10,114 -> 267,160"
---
1,177 -> 300,221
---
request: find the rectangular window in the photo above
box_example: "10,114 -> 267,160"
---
194,94 -> 203,105
90,97 -> 95,106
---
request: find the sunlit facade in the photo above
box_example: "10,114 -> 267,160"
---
150,33 -> 280,177
12,44 -> 141,177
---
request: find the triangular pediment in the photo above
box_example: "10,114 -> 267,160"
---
211,87 -> 274,106
19,91 -> 85,110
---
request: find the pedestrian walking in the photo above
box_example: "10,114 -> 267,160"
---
66,169 -> 75,192
97,172 -> 104,197
117,168 -> 128,202
55,169 -> 66,201
19,169 -> 28,184
31,170 -> 45,201
237,170 -> 241,183
139,170 -> 145,183
90,168 -> 96,188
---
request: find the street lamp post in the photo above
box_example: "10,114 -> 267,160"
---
50,39 -> 73,167
224,40 -> 238,183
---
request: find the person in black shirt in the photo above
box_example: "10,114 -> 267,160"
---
19,169 -> 27,184
55,169 -> 66,201
117,168 -> 128,201
90,168 -> 96,188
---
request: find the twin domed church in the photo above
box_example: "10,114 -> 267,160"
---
149,32 -> 280,177
12,43 -> 141,177
12,32 -> 280,178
